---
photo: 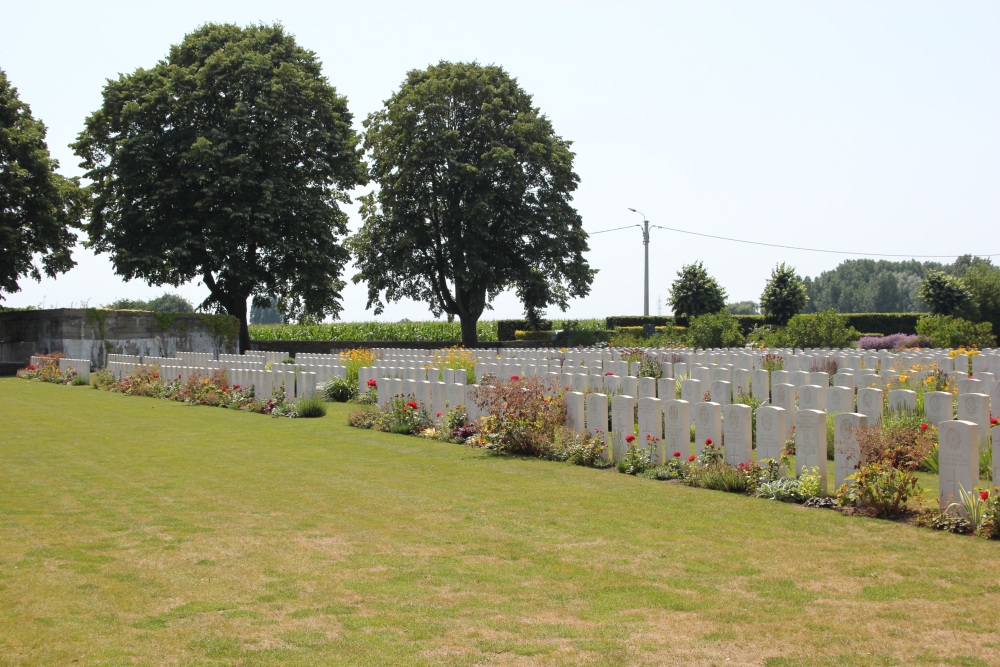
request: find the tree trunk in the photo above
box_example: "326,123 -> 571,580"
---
230,297 -> 251,353
459,312 -> 479,346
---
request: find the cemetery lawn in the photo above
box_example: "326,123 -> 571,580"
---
2,380 -> 1000,667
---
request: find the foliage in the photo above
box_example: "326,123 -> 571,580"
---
760,353 -> 784,372
963,261 -> 1000,338
547,428 -> 609,467
802,258 -> 942,313
755,465 -> 821,502
687,310 -> 745,349
616,439 -> 653,475
320,377 -> 357,403
856,333 -> 931,350
105,293 -> 194,313
431,346 -> 478,384
249,296 -> 284,325
617,347 -> 662,379
296,397 -> 327,418
766,310 -> 861,348
470,375 -> 566,456
346,407 -> 379,429
838,462 -> 920,518
0,67 -> 84,301
380,397 -> 433,435
915,315 -> 996,349
668,262 -> 727,318
351,61 -> 594,345
339,348 -> 378,385
760,263 -> 808,325
919,270 -> 975,319
16,356 -> 78,384
251,320 -> 500,342
726,300 -> 759,315
981,490 -> 1000,539
73,23 -> 366,351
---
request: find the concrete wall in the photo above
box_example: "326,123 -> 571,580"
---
0,309 -> 238,368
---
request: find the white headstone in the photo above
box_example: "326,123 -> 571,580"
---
795,409 -> 829,493
755,406 -> 787,470
833,412 -> 867,490
610,394 -> 637,462
751,369 -> 770,402
938,420 -> 979,508
565,391 -> 586,434
694,402 -> 722,456
663,399 -> 691,460
586,392 -> 609,460
957,393 -> 991,447
828,386 -> 854,415
723,404 -> 752,466
887,389 -> 917,413
856,387 -> 884,425
924,390 -> 953,427
799,384 -> 827,411
638,397 -> 664,465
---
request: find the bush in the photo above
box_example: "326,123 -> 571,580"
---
687,311 -> 745,348
767,310 -> 861,348
320,377 -> 356,402
296,397 -> 327,418
470,375 -> 566,456
347,407 -> 379,429
915,315 -> 996,349
838,462 -> 920,518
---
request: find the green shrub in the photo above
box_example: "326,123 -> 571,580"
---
346,407 -> 379,429
296,397 -> 327,418
915,315 -> 996,349
320,377 -> 356,402
688,311 -> 745,348
71,375 -> 89,386
470,376 -> 566,456
837,462 -> 920,518
767,310 -> 861,348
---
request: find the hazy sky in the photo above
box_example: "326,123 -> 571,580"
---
2,1 -> 998,321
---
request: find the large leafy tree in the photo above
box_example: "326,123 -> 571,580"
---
349,61 -> 595,345
760,262 -> 808,325
918,270 -> 974,319
0,68 -> 83,300
73,23 -> 366,350
668,262 -> 726,318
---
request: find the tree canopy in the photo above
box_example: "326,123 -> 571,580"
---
349,61 -> 594,345
760,263 -> 808,325
0,67 -> 84,300
919,270 -> 974,319
104,293 -> 194,313
73,23 -> 366,350
668,262 -> 726,318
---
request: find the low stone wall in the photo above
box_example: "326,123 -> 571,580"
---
0,309 -> 238,369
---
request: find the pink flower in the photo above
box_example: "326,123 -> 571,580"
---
981,491 -> 990,501
673,451 -> 681,458
625,435 -> 636,444
688,455 -> 696,462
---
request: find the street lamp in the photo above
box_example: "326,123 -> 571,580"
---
628,208 -> 650,316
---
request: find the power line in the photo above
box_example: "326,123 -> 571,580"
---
586,222 -> 999,258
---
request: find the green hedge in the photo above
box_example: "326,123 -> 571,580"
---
605,315 -> 764,336
839,313 -> 928,336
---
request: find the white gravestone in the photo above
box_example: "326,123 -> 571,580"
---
565,391 -> 586,434
586,392 -> 609,461
657,377 -> 677,401
887,389 -> 917,414
828,386 -> 854,415
938,420 -> 979,508
799,384 -> 827,411
723,404 -> 752,466
957,393 -> 991,448
638,397 -> 664,465
431,382 -> 447,419
833,412 -> 867,490
610,394 -> 637,462
694,402 -> 722,457
681,379 -> 702,421
756,406 -> 787,472
771,383 -> 797,430
795,409 -> 829,494
638,377 -> 657,399
710,380 -> 732,406
751,369 -> 770,402
604,374 -> 621,396
663,400 -> 691,459
924,391 -> 953,427
856,387 -> 884,425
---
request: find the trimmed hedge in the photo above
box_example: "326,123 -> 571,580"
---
605,314 -> 764,336
497,319 -> 552,341
839,313 -> 928,336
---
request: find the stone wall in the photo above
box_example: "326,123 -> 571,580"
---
0,309 -> 238,369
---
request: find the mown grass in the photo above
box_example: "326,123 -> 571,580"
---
2,379 -> 999,666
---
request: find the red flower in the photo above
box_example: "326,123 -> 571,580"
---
991,418 -> 999,426
673,451 -> 681,457
688,455 -> 696,462
981,491 -> 990,501
625,435 -> 636,443
367,378 -> 377,387
920,423 -> 928,431
436,412 -> 442,418
27,365 -> 35,371
232,384 -> 240,390
646,434 -> 653,440
705,438 -> 713,445
406,401 -> 418,410
605,371 -> 614,376
510,375 -> 519,381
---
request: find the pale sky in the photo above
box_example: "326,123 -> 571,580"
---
2,1 -> 998,321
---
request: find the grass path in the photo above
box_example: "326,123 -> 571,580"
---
1,379 -> 998,666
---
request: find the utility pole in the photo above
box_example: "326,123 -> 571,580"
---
628,208 -> 650,316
